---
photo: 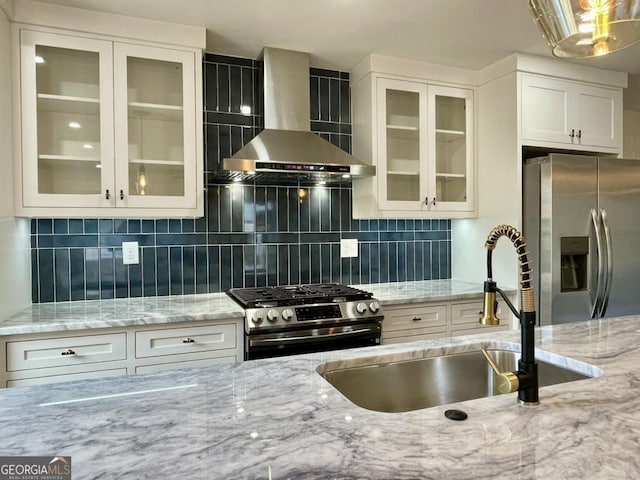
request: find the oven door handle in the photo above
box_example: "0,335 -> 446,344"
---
249,327 -> 375,346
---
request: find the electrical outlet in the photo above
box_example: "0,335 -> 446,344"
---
340,238 -> 358,258
122,241 -> 139,265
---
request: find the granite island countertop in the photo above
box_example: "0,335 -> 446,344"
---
0,279 -> 493,336
0,315 -> 639,479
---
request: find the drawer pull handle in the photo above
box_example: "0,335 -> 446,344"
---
61,349 -> 76,356
412,317 -> 422,322
182,338 -> 195,344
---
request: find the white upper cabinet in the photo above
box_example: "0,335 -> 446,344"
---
13,3 -> 204,217
521,73 -> 622,151
353,73 -> 474,219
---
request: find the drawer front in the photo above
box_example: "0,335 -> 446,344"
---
135,355 -> 237,375
450,324 -> 510,337
7,333 -> 127,371
136,323 -> 237,358
451,301 -> 506,326
7,368 -> 127,388
383,305 -> 448,332
382,330 -> 447,345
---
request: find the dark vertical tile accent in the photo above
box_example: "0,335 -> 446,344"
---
329,78 -> 340,122
208,246 -> 220,292
350,257 -> 360,285
341,258 -> 351,285
423,242 -> 432,280
38,249 -> 55,302
169,219 -> 182,233
379,243 -> 389,283
340,79 -> 350,123
255,186 -> 266,232
182,219 -> 195,234
205,124 -> 219,171
99,219 -> 113,234
339,134 -> 351,154
220,246 -> 232,291
241,66 -> 253,111
230,125 -> 243,154
217,64 -> 230,112
141,220 -> 154,234
207,186 -> 220,233
360,243 -> 371,285
369,243 -> 380,284
330,189 -> 341,231
266,245 -> 278,286
278,245 -> 289,285
31,250 -> 39,303
310,76 -> 319,121
230,66 -> 242,113
319,77 -> 329,121
218,125 -> 231,163
156,247 -> 170,296
299,243 -> 310,285
320,243 -> 331,283
243,245 -> 256,288
243,186 -> 255,233
310,244 -> 321,283
406,242 -> 416,282
31,219 -> 37,235
127,220 -> 141,234
330,243 -> 341,283
266,187 -> 278,232
398,242 -> 407,282
183,246 -> 196,295
170,246 -> 183,295
277,188 -> 288,232
114,219 -> 127,234
231,185 -> 244,232
85,247 -> 100,300
69,219 -> 83,234
54,249 -> 70,302
319,188 -> 330,232
431,241 -> 440,279
232,245 -> 244,288
414,240 -> 424,281
38,219 -> 52,234
299,188 -> 310,232
289,244 -> 300,285
128,260 -> 143,298
388,242 -> 398,282
205,62 -> 218,111
142,247 -> 157,297
195,246 -> 208,294
340,188 -> 351,231
155,219 -> 168,233
99,248 -> 114,299
255,244 -> 267,287
114,250 -> 128,298
219,185 -> 232,232
441,241 -> 450,279
288,187 -> 299,232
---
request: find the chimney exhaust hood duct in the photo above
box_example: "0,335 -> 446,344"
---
221,47 -> 375,182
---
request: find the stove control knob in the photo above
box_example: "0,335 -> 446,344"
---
251,312 -> 264,325
356,302 -> 368,315
369,301 -> 380,313
281,308 -> 294,321
267,309 -> 279,323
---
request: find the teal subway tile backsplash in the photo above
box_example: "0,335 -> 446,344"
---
29,53 -> 451,303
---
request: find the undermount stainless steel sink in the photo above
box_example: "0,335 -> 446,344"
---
318,349 -> 595,413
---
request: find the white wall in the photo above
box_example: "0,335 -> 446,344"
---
623,109 -> 640,159
0,1 -> 31,320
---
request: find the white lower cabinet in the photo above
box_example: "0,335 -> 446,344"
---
0,319 -> 243,388
382,299 -> 510,344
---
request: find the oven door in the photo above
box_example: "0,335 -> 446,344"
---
246,321 -> 382,360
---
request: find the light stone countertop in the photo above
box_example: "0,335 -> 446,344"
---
0,280 -> 491,336
0,315 -> 638,479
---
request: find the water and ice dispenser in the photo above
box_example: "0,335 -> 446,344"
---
560,237 -> 589,292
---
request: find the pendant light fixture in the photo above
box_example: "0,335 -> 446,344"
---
529,0 -> 640,57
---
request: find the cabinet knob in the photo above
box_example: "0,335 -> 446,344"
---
424,196 -> 429,206
577,129 -> 582,140
61,349 -> 76,356
119,189 -> 124,200
432,197 -> 437,206
569,128 -> 575,139
105,189 -> 110,200
412,317 -> 422,322
182,337 -> 195,344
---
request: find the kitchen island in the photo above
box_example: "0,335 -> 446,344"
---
1,315 -> 639,479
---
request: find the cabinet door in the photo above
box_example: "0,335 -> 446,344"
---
376,78 -> 428,211
521,74 -> 571,145
573,84 -> 621,149
20,30 -> 115,208
427,85 -> 474,212
113,43 -> 198,209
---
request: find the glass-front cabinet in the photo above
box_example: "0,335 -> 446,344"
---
376,77 -> 473,214
19,29 -> 200,216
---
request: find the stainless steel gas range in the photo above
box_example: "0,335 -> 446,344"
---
226,283 -> 384,360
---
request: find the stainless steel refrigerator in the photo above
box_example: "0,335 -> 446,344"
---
523,153 -> 640,325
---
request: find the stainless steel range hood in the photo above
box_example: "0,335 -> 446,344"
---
222,47 -> 375,182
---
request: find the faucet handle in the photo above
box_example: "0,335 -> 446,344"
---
481,349 -> 519,394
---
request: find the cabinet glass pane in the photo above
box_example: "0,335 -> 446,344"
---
435,95 -> 466,203
35,45 -> 102,194
385,89 -> 420,202
126,57 -> 184,197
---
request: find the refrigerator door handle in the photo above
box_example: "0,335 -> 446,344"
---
599,208 -> 613,317
590,208 -> 605,318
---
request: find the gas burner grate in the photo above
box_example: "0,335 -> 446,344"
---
227,283 -> 373,308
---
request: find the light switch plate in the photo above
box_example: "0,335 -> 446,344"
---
340,238 -> 358,258
122,241 -> 139,265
